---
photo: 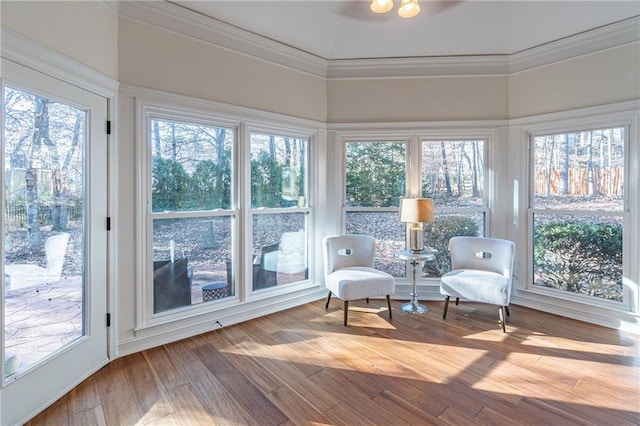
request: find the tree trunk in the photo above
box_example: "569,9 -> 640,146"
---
26,98 -> 47,245
561,134 -> 570,195
440,141 -> 452,197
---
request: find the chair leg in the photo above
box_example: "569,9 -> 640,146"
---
455,297 -> 460,306
386,295 -> 392,319
443,296 -> 450,319
344,300 -> 349,326
325,291 -> 332,309
505,305 -> 510,317
499,306 -> 507,332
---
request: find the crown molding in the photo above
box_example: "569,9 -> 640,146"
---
509,15 -> 640,73
327,55 -> 510,79
0,28 -> 119,97
117,0 -> 328,78
117,2 -> 638,80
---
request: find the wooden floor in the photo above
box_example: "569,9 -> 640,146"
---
27,299 -> 640,425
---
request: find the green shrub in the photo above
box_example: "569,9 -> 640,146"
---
423,215 -> 479,276
533,221 -> 622,301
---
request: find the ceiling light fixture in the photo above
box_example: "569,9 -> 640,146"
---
370,0 -> 394,14
370,0 -> 421,18
397,0 -> 421,18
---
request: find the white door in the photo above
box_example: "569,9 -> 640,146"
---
1,59 -> 109,425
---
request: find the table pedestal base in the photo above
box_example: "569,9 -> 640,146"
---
401,297 -> 428,314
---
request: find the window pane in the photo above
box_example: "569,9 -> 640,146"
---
346,211 -> 405,277
151,119 -> 233,212
422,140 -> 484,207
252,213 -> 308,289
3,87 -> 85,372
422,212 -> 484,278
250,132 -> 307,208
153,216 -> 233,313
533,213 -> 622,302
346,142 -> 406,207
533,128 -> 624,211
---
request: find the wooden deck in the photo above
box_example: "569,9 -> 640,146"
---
27,299 -> 640,425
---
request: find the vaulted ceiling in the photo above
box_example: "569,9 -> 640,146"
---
169,1 -> 640,60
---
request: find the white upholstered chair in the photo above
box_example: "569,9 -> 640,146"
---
323,235 -> 395,326
440,236 -> 516,332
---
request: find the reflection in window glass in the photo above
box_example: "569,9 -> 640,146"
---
151,119 -> 233,212
3,87 -> 85,373
346,212 -> 405,277
153,217 -> 233,313
252,213 -> 308,289
346,141 -> 406,208
250,133 -> 307,208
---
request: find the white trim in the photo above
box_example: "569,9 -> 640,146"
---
327,56 -> 509,79
117,2 -> 639,79
1,28 -> 119,98
119,286 -> 327,357
116,0 -> 328,78
509,16 -> 640,74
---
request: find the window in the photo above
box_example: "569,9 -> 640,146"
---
149,118 -> 235,313
250,131 -> 309,291
530,127 -> 626,303
421,140 -> 487,277
344,140 -> 407,277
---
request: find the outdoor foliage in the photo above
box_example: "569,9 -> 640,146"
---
533,221 -> 622,301
346,142 -> 405,207
423,215 -> 480,276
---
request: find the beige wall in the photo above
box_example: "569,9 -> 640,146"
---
508,43 -> 640,118
327,75 -> 509,122
1,1 -> 118,79
118,18 -> 327,122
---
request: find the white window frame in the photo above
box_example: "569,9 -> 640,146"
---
516,102 -> 639,315
335,125 -> 500,286
134,96 -> 320,331
245,124 -> 314,298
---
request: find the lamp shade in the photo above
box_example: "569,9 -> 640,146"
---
400,198 -> 434,223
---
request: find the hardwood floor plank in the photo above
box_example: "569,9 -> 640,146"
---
308,368 -> 410,425
94,358 -> 144,425
323,402 -> 379,426
372,389 -> 446,425
27,300 -> 640,426
143,345 -> 190,391
67,374 -> 101,415
225,323 -> 341,413
69,404 -> 107,426
192,343 -> 288,425
178,357 -> 256,425
164,384 -> 216,426
28,394 -> 69,426
121,352 -> 174,423
266,384 -> 331,424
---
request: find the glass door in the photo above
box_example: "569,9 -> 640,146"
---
1,59 -> 108,425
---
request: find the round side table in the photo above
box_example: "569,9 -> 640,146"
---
202,282 -> 228,302
395,250 -> 436,314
